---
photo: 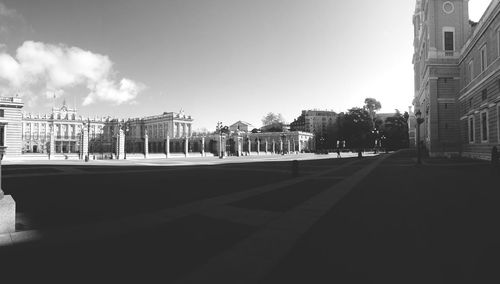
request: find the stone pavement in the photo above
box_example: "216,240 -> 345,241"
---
1,150 -> 497,283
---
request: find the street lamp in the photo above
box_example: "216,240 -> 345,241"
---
216,121 -> 227,158
371,129 -> 379,153
415,109 -> 425,164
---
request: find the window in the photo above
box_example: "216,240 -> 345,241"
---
480,111 -> 488,142
469,116 -> 475,143
498,105 -> 500,143
498,29 -> 500,57
468,60 -> 474,83
0,125 -> 4,146
482,89 -> 488,101
444,31 -> 454,51
0,109 -> 4,118
480,44 -> 487,72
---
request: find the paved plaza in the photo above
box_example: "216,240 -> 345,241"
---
0,150 -> 498,283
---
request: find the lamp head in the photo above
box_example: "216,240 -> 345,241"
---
415,109 -> 422,119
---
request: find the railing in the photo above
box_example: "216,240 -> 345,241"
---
0,97 -> 22,103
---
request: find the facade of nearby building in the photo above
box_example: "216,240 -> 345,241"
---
0,97 -> 24,158
413,0 -> 500,159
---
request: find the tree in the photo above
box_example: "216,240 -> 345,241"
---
339,107 -> 373,150
364,98 -> 382,125
261,112 -> 285,126
380,112 -> 409,150
261,112 -> 286,132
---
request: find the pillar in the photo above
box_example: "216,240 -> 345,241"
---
272,141 -> 275,154
165,136 -> 170,158
247,138 -> 251,156
218,135 -> 223,158
82,127 -> 89,160
184,137 -> 189,157
116,128 -> 125,160
144,133 -> 149,159
201,137 -> 205,157
280,140 -> 283,154
236,136 -> 242,157
49,128 -> 55,160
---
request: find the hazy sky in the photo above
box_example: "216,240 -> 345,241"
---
0,0 -> 493,130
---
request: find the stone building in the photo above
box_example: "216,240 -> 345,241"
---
0,97 -> 23,158
22,101 -> 105,155
290,110 -> 337,137
413,0 -> 500,159
19,100 -> 194,159
229,121 -> 254,133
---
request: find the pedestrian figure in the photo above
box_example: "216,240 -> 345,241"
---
336,148 -> 341,158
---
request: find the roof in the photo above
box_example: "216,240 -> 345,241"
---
230,121 -> 254,127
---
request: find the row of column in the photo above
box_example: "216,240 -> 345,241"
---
53,132 -> 302,161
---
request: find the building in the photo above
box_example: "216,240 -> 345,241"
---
122,110 -> 193,154
5,96 -> 314,159
290,110 -> 337,137
413,0 -> 500,159
22,101 -> 105,155
229,121 -> 254,133
18,100 -> 193,159
0,97 -> 23,158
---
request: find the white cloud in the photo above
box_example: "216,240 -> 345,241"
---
0,41 -> 144,105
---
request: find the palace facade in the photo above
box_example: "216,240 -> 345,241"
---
413,0 -> 500,159
1,96 -> 315,160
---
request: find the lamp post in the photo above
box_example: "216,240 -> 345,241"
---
216,121 -> 227,159
415,109 -> 425,164
371,129 -> 379,154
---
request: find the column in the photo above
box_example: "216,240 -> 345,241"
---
256,139 -> 260,155
184,137 -> 189,157
272,140 -> 275,154
49,127 -> 55,159
0,146 -> 15,234
218,135 -> 223,158
201,137 -> 205,157
165,136 -> 170,158
280,140 -> 284,154
237,137 -> 242,157
144,133 -> 149,159
247,138 -> 251,156
82,126 -> 89,161
116,128 -> 125,160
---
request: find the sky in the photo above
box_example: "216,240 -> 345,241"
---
0,0 -> 493,131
